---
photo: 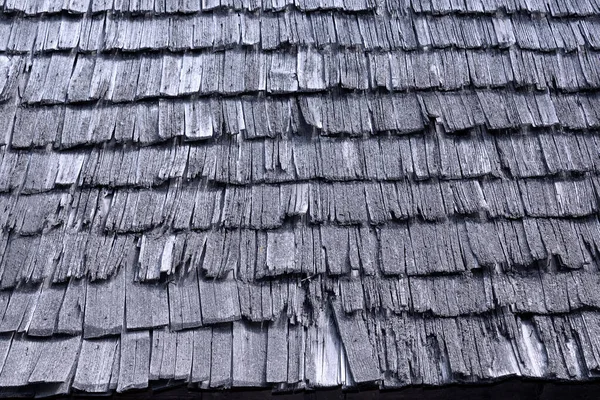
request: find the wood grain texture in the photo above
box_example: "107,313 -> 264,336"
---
0,0 -> 600,395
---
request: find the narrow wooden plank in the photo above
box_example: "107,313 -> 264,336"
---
27,284 -> 66,337
108,338 -> 121,391
331,299 -> 380,383
158,330 -> 177,380
125,261 -> 169,330
168,269 -> 202,330
0,334 -> 13,382
266,317 -> 288,383
84,267 -> 125,338
0,285 -> 41,333
174,330 -> 194,381
191,327 -> 212,383
287,322 -> 301,384
117,331 -> 150,392
199,279 -> 241,325
73,337 -> 119,393
209,324 -> 232,388
266,230 -> 295,275
232,321 -> 267,386
149,328 -> 176,380
56,279 -> 86,335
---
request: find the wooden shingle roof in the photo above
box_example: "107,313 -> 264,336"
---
0,0 -> 600,396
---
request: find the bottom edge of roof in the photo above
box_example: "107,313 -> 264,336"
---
6,376 -> 600,399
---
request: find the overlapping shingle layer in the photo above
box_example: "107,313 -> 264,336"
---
0,0 -> 600,396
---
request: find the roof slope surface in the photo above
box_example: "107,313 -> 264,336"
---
0,0 -> 599,396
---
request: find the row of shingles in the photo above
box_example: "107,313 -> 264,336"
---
168,215 -> 598,276
2,127 -> 597,191
7,90 -> 600,150
1,11 -> 599,56
1,0 -> 375,15
1,210 -> 599,292
6,93 -> 419,149
0,321 -> 301,393
1,259 -> 600,343
391,0 -> 600,17
16,47 -> 600,107
369,47 -> 600,92
98,12 -> 600,51
0,261 -> 593,340
2,304 -> 600,392
415,90 -> 600,132
137,175 -> 600,224
335,268 -> 600,316
0,262 -> 298,339
361,307 -> 600,386
5,0 -> 600,15
5,172 -> 600,235
2,166 -> 600,239
7,21 -> 597,103
0,309 -> 520,391
375,217 -> 598,274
